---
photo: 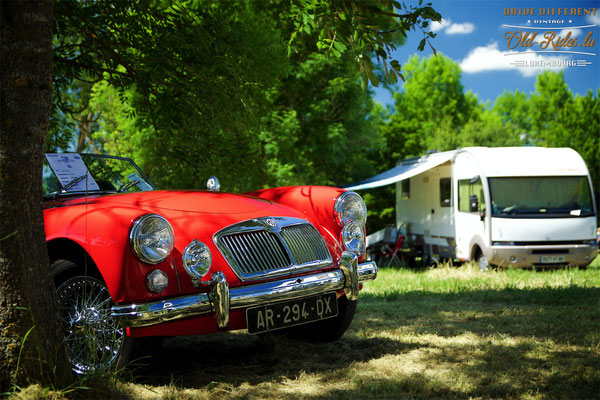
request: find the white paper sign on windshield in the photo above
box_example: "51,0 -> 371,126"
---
45,153 -> 100,192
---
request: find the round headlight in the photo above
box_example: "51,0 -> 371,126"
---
182,239 -> 211,279
335,191 -> 367,227
129,214 -> 175,265
342,222 -> 366,256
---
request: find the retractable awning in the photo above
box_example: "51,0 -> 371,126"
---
344,150 -> 456,191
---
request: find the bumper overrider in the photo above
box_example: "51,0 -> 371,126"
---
111,251 -> 377,329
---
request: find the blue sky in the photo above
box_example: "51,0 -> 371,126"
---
373,0 -> 600,107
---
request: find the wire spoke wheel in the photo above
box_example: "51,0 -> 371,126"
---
56,276 -> 125,374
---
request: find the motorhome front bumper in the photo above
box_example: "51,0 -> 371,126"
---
489,243 -> 598,268
111,252 -> 377,328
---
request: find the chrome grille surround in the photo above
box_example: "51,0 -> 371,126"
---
214,217 -> 333,281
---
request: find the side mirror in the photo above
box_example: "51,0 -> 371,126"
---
469,194 -> 479,212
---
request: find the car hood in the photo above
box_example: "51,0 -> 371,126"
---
60,190 -> 277,215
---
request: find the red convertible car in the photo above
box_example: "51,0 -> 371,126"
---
43,153 -> 377,373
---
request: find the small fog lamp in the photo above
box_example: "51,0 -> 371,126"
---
146,269 -> 169,293
342,222 -> 366,256
183,239 -> 212,279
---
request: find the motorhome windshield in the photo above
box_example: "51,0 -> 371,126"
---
489,176 -> 594,217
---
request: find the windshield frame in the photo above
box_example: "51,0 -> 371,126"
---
488,175 -> 596,219
43,153 -> 155,199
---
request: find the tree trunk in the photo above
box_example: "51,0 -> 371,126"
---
0,0 -> 73,390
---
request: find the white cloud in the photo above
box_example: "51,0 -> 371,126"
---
459,42 -> 569,77
586,13 -> 600,25
430,18 -> 448,33
446,22 -> 476,35
430,18 -> 475,35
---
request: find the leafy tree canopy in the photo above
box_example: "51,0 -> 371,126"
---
283,0 -> 441,86
50,0 -> 440,191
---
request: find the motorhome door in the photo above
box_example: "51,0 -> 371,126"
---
455,175 -> 488,260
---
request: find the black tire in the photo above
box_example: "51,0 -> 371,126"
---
285,295 -> 357,342
51,259 -> 133,374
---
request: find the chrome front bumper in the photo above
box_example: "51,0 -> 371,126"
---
489,244 -> 598,268
111,251 -> 377,329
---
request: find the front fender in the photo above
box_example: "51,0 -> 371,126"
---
44,203 -> 179,303
469,234 -> 489,261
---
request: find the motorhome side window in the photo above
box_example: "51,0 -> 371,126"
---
401,179 -> 410,200
440,178 -> 451,207
458,179 -> 485,213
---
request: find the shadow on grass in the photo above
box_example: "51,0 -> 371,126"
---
129,333 -> 425,388
83,285 -> 599,400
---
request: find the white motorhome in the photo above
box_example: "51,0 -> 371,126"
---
349,147 -> 598,269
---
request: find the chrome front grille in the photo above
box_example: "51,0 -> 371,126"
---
280,224 -> 331,265
219,230 -> 292,274
214,217 -> 333,281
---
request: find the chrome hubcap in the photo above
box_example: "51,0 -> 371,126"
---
57,276 -> 124,374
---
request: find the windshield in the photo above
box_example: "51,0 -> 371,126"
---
489,176 -> 594,217
43,153 -> 154,197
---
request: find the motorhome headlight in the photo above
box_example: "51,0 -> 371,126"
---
335,191 -> 367,227
182,239 -> 211,279
342,222 -> 366,256
129,214 -> 175,265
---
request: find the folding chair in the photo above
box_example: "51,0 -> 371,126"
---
385,233 -> 405,267
373,226 -> 396,264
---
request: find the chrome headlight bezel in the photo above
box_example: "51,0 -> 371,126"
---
129,214 -> 175,265
335,191 -> 367,227
182,239 -> 212,279
341,221 -> 366,256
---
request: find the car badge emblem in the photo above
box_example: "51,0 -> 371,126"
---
265,218 -> 277,228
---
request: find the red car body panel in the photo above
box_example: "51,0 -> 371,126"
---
44,186 -> 349,337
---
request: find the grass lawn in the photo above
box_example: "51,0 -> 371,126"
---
14,257 -> 600,399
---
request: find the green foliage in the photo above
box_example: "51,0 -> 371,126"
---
50,0 -> 439,192
259,53 -> 385,188
492,89 -> 531,137
529,74 -> 599,193
283,0 -> 441,87
379,54 -> 480,165
53,0 -> 289,190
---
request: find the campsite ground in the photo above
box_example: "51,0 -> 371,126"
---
14,257 -> 600,400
